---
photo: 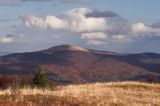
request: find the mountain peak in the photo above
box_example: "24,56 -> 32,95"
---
45,44 -> 89,52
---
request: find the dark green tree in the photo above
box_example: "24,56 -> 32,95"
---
33,66 -> 50,88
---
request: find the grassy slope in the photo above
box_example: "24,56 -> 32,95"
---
0,82 -> 160,106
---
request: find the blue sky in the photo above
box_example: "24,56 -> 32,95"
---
1,0 -> 160,23
0,0 -> 160,53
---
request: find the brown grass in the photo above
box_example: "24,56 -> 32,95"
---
0,81 -> 159,106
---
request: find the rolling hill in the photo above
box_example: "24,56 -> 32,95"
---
0,44 -> 160,84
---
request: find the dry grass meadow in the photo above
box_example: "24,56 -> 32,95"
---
0,81 -> 159,106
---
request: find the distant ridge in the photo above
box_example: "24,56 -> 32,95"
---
0,44 -> 160,84
0,52 -> 11,56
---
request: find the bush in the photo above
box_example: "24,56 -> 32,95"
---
147,74 -> 157,83
20,80 -> 32,88
0,76 -> 21,89
0,76 -> 33,89
33,66 -> 53,89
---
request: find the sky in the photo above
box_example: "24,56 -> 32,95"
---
0,0 -> 160,53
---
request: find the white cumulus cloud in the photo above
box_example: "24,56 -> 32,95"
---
22,8 -> 108,45
86,40 -> 106,45
0,37 -> 14,43
23,8 -> 107,33
23,15 -> 67,29
112,34 -> 129,41
132,23 -> 154,33
22,8 -> 160,45
81,32 -> 107,40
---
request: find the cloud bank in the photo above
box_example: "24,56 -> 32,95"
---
22,8 -> 160,45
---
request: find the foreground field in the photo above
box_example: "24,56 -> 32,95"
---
0,82 -> 159,106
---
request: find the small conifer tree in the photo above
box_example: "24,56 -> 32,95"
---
33,66 -> 50,88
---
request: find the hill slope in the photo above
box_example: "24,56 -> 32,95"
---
0,44 -> 160,83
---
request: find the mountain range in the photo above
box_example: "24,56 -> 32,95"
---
0,44 -> 160,84
0,52 -> 11,57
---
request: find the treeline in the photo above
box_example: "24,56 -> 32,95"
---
0,67 -> 159,90
0,67 -> 54,90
